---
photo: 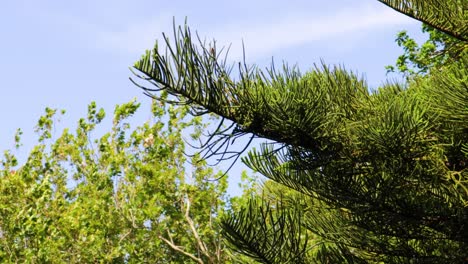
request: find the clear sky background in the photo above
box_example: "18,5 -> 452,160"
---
0,0 -> 426,195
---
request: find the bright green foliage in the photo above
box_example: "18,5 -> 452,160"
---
132,6 -> 468,261
0,98 -> 244,263
386,24 -> 468,77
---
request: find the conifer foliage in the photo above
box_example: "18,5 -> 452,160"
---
133,1 -> 468,262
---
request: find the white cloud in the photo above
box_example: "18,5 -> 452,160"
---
93,4 -> 416,60
209,5 -> 416,60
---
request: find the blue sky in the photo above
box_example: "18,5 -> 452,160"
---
1,0 -> 425,194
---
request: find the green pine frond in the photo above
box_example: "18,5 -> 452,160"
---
423,52 -> 468,125
221,197 -> 310,264
132,23 -> 370,161
132,12 -> 468,262
377,0 -> 468,41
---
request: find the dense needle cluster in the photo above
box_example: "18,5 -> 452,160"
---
133,1 -> 467,262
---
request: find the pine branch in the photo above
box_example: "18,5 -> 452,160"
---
132,24 -> 369,161
377,0 -> 468,42
221,197 -> 310,264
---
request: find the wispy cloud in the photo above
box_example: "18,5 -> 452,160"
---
93,4 -> 416,60
209,5 -> 416,60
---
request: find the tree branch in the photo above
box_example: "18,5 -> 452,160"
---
184,196 -> 213,262
377,0 -> 468,42
159,231 -> 204,264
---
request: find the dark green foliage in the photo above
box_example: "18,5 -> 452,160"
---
377,0 -> 468,42
222,197 -> 309,264
133,1 -> 468,263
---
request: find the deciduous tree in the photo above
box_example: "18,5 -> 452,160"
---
0,98 -> 245,263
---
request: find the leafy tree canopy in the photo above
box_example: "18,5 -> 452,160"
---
0,98 -> 253,263
386,23 -> 468,77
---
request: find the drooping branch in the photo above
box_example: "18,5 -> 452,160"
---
131,23 -> 370,162
221,197 -> 310,263
377,0 -> 468,42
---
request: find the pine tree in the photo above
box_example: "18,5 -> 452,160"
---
132,1 -> 468,262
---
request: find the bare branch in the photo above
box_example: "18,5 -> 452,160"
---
184,196 -> 212,262
159,233 -> 204,264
